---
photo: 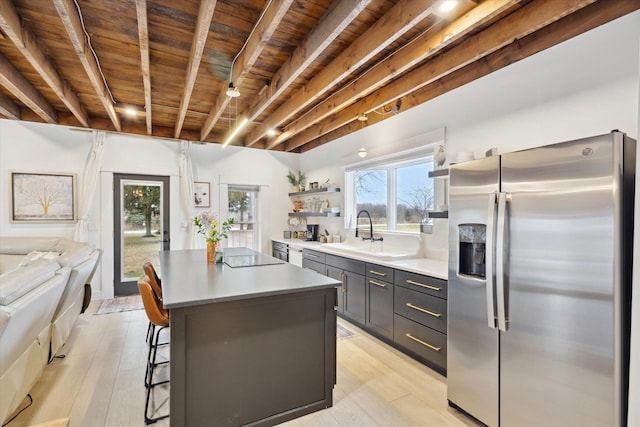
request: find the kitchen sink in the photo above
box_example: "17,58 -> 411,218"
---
320,242 -> 418,260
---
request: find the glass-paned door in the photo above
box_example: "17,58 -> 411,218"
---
227,185 -> 259,250
114,174 -> 170,296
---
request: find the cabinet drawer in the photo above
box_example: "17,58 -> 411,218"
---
395,270 -> 447,299
302,258 -> 325,275
272,241 -> 288,251
394,286 -> 447,334
394,314 -> 446,373
303,249 -> 326,264
326,254 -> 365,275
365,263 -> 394,281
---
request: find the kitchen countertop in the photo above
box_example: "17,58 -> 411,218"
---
271,238 -> 448,280
160,248 -> 340,309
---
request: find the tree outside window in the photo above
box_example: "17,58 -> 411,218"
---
350,157 -> 434,233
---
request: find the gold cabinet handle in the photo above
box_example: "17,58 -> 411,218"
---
406,279 -> 442,291
369,279 -> 388,288
369,270 -> 387,277
405,333 -> 441,352
306,253 -> 319,258
340,271 -> 346,293
406,303 -> 441,318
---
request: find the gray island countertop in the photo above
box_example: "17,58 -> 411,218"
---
160,248 -> 341,309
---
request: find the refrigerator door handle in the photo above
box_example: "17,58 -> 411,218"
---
485,192 -> 497,329
496,192 -> 509,332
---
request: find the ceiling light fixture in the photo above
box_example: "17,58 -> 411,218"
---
124,107 -> 137,117
439,0 -> 457,13
223,117 -> 249,148
226,82 -> 240,98
266,128 -> 277,137
357,113 -> 368,158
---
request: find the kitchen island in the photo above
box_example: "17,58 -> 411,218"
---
160,248 -> 340,427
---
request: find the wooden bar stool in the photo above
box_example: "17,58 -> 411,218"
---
138,275 -> 170,424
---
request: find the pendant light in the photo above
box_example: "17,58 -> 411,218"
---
357,113 -> 368,157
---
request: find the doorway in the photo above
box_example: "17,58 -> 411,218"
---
114,174 -> 170,296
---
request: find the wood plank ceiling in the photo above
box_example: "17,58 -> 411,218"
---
0,0 -> 637,152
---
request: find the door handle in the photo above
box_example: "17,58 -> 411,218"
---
496,192 -> 509,332
485,192 -> 497,329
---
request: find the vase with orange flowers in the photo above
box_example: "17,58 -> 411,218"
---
193,211 -> 235,263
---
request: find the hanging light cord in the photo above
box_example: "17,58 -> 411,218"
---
228,0 -> 274,83
72,0 -> 116,105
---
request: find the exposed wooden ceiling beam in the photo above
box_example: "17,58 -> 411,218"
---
0,0 -> 89,127
174,0 -> 217,138
244,0 -> 372,129
0,53 -> 57,123
135,0 -> 152,135
0,91 -> 20,119
52,0 -> 120,131
284,0 -> 600,151
245,0 -> 439,148
275,0 -> 516,148
200,0 -> 294,141
299,0 -> 640,153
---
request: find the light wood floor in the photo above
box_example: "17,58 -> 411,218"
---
6,301 -> 482,427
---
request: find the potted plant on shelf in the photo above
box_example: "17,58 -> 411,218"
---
286,170 -> 307,192
193,211 -> 235,263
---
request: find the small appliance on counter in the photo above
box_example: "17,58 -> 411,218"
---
306,224 -> 319,241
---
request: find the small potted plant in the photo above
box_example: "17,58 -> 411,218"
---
286,170 -> 307,192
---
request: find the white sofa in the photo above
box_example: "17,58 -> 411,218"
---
0,237 -> 100,423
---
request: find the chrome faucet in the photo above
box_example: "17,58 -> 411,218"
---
355,209 -> 383,242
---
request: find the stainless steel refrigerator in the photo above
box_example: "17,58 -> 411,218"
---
447,131 -> 635,427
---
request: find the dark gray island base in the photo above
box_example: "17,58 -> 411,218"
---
160,248 -> 340,427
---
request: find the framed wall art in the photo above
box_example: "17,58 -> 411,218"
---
11,171 -> 77,222
194,181 -> 210,208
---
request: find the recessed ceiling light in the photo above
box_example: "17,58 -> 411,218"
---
266,129 -> 277,137
439,0 -> 457,12
124,107 -> 137,117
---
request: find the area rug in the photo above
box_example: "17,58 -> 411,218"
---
337,323 -> 356,340
94,295 -> 143,315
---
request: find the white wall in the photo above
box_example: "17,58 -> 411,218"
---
0,122 -> 298,298
301,11 -> 640,259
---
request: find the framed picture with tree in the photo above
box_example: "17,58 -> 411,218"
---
11,171 -> 76,222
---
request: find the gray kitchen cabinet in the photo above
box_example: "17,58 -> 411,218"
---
302,248 -> 326,274
301,248 -> 448,375
393,270 -> 448,375
272,241 -> 288,262
343,270 -> 366,325
366,263 -> 394,340
326,265 -> 345,314
326,254 -> 366,327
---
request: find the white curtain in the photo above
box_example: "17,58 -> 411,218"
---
74,131 -> 105,242
179,140 -> 195,248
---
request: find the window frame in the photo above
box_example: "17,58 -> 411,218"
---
345,154 -> 435,235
